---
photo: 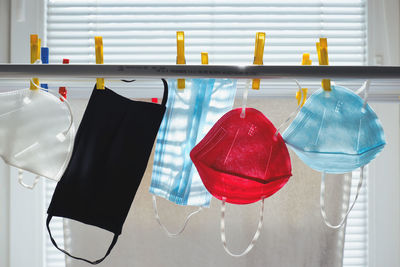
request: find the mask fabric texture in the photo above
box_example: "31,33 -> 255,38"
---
47,82 -> 168,264
0,88 -> 74,187
190,108 -> 292,257
150,79 -> 237,207
282,84 -> 385,173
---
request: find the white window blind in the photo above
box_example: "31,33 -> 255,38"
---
47,0 -> 367,66
343,169 -> 368,267
45,180 -> 66,267
45,1 -> 368,267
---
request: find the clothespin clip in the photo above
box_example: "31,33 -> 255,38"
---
252,32 -> 265,90
40,47 -> 49,90
95,36 -> 105,90
59,87 -> 67,101
301,53 -> 312,66
30,34 -> 40,90
59,58 -> 69,101
176,31 -> 185,89
201,52 -> 208,65
316,38 -> 331,91
296,88 -> 308,107
38,38 -> 41,58
295,53 -> 311,107
41,47 -> 49,64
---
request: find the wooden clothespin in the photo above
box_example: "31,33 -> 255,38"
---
252,32 -> 266,90
296,53 -> 312,107
316,38 -> 331,91
201,52 -> 208,65
95,36 -> 105,90
176,31 -> 185,89
30,34 -> 40,90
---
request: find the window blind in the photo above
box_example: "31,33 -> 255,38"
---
45,179 -> 66,267
45,1 -> 368,267
47,0 -> 367,66
343,169 -> 368,267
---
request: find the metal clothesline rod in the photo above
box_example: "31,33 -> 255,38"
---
0,64 -> 399,79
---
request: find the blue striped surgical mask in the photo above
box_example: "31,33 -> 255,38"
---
150,78 -> 237,236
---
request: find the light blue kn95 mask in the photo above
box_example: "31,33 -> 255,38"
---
150,78 -> 237,237
282,81 -> 385,229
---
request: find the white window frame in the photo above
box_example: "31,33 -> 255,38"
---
2,0 -> 400,267
367,102 -> 400,267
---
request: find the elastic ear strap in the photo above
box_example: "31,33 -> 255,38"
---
44,89 -> 74,136
362,80 -> 370,108
220,198 -> 264,257
119,78 -> 167,107
46,215 -> 118,265
355,80 -> 370,108
161,79 -> 168,107
18,170 -> 40,189
274,79 -> 303,136
240,79 -> 251,119
152,195 -> 202,237
58,95 -> 74,135
320,167 -> 364,229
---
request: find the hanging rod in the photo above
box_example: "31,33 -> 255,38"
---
0,64 -> 399,79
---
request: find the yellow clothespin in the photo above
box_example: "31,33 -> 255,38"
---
30,34 -> 40,90
295,53 -> 311,107
201,52 -> 208,65
176,31 -> 185,89
316,38 -> 331,91
252,32 -> 266,90
302,53 -> 312,66
38,38 -> 41,59
95,36 -> 105,90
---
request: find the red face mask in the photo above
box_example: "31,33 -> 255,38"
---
191,108 -> 292,205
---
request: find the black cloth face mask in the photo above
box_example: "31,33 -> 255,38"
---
46,80 -> 168,264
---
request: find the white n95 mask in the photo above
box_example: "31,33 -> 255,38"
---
0,86 -> 75,189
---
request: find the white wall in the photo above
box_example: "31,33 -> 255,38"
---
368,102 -> 400,267
368,0 -> 400,65
0,0 -> 10,63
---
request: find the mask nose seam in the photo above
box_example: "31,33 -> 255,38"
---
223,128 -> 240,165
314,108 -> 326,146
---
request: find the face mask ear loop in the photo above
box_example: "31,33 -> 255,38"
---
18,169 -> 40,189
47,215 -> 118,265
355,80 -> 370,110
152,195 -> 202,238
240,79 -> 251,119
30,77 -> 75,137
362,80 -> 370,109
55,94 -> 74,136
220,198 -> 264,257
274,79 -> 303,136
320,166 -> 364,229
